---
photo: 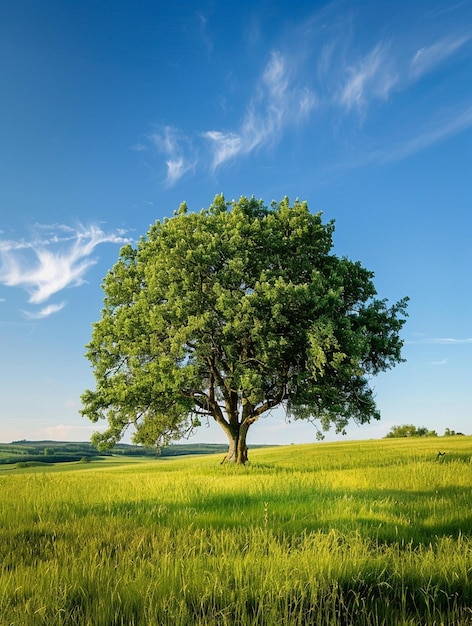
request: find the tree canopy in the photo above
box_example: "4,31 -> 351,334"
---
81,196 -> 408,463
385,424 -> 438,438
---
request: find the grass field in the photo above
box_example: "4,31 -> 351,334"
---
1,436 -> 471,625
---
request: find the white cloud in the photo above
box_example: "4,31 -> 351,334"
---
429,358 -> 448,366
204,51 -> 317,170
410,35 -> 470,79
166,157 -> 190,185
338,44 -> 398,112
144,49 -> 317,177
299,87 -> 318,115
196,12 -> 213,53
431,338 -> 472,345
149,126 -> 196,186
408,336 -> 472,345
0,239 -> 32,252
40,424 -> 99,441
34,223 -> 77,235
21,302 -> 66,320
263,49 -> 288,94
0,224 -> 129,314
202,131 -> 242,170
333,104 -> 472,171
371,105 -> 472,163
140,7 -> 471,182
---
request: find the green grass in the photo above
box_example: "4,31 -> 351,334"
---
1,437 -> 472,625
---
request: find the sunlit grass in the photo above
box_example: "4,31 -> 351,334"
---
1,437 -> 472,624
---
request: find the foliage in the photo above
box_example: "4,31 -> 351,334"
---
444,428 -> 465,436
385,424 -> 438,438
81,196 -> 408,463
2,437 -> 472,625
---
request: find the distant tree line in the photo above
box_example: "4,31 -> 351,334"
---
385,425 -> 466,438
443,428 -> 465,437
0,441 -> 234,466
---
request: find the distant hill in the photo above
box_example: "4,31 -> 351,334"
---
0,440 -> 271,466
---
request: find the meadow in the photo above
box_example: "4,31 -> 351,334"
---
1,436 -> 471,625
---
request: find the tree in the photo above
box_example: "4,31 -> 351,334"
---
81,196 -> 408,464
385,424 -> 438,438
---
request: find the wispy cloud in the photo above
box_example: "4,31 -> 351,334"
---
430,337 -> 472,345
40,424 -> 98,441
0,224 -> 130,318
408,336 -> 472,345
196,12 -> 213,53
410,35 -> 470,79
130,142 -> 148,152
21,302 -> 66,320
149,126 -> 196,186
204,51 -> 317,170
139,5 -> 472,182
338,44 -> 398,112
372,104 -> 472,164
203,131 -> 242,170
147,51 -> 317,180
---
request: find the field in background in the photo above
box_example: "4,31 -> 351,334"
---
1,436 -> 472,625
0,440 -> 231,466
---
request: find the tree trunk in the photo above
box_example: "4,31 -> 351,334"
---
224,425 -> 249,465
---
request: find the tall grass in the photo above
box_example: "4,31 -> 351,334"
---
1,437 -> 471,625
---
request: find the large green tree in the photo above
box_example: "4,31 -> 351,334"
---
81,196 -> 408,464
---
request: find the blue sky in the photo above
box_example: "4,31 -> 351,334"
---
1,0 -> 471,445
